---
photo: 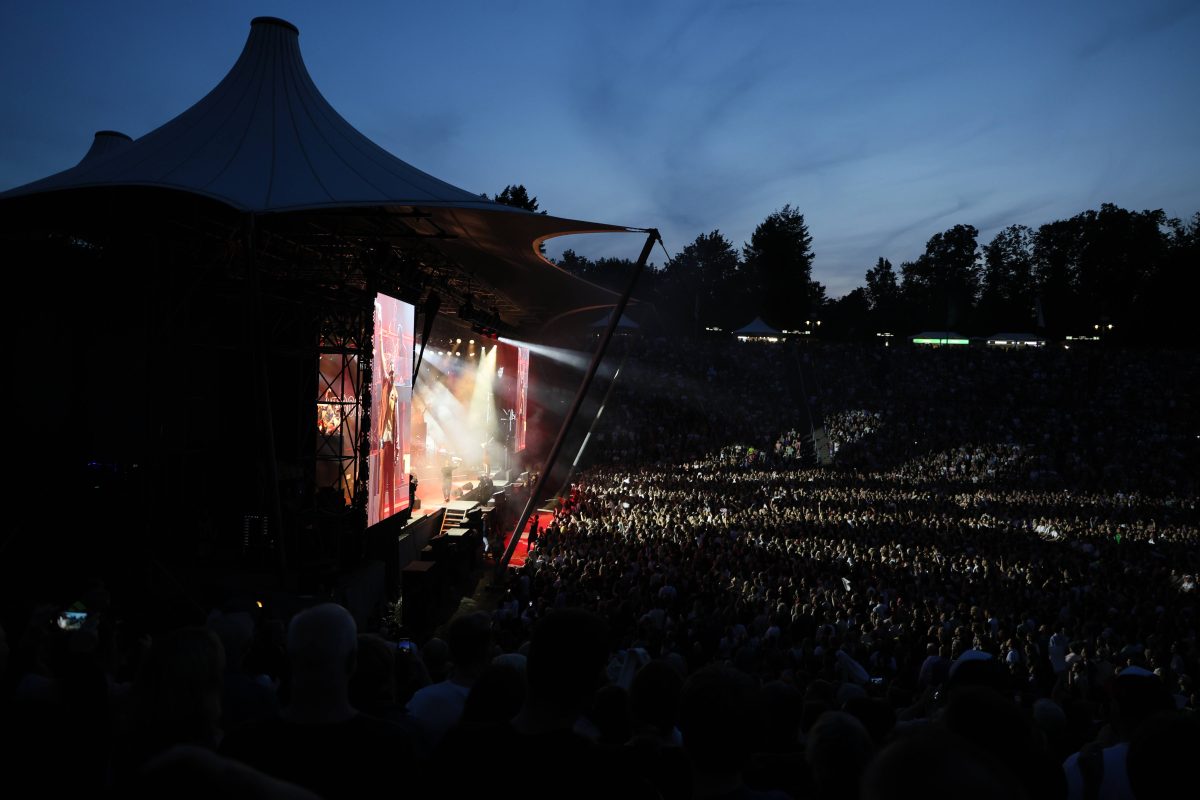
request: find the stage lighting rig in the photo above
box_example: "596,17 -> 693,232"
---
457,299 -> 504,339
470,308 -> 503,339
471,323 -> 499,340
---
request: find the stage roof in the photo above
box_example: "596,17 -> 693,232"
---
0,17 -> 637,328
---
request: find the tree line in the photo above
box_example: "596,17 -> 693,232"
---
492,186 -> 1198,343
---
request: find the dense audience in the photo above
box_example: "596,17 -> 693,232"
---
1,338 -> 1195,798
801,345 -> 1197,495
584,335 -> 802,465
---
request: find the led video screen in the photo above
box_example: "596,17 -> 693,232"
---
369,293 -> 415,526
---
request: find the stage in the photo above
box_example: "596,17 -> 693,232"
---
399,455 -> 548,569
408,457 -> 496,515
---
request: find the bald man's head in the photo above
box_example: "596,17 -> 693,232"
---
287,603 -> 357,685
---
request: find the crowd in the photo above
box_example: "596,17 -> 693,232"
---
581,336 -> 802,466
1,338 -> 1196,798
821,410 -> 881,458
800,345 -> 1197,495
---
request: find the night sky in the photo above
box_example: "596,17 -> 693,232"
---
2,0 -> 1197,296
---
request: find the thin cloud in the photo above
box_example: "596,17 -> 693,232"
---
1076,0 -> 1199,59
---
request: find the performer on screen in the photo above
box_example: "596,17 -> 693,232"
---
378,360 -> 400,520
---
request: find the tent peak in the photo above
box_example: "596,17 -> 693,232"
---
77,130 -> 133,166
251,16 -> 298,35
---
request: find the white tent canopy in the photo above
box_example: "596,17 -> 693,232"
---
589,311 -> 640,329
732,317 -> 782,336
988,332 -> 1045,344
913,331 -> 969,345
0,17 -> 637,325
988,333 -> 1046,343
4,18 -> 548,215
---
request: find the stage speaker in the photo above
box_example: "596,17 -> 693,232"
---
397,533 -> 417,567
400,559 -> 439,637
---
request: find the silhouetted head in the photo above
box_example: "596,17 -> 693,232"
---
1127,711 -> 1200,800
806,711 -> 875,800
208,612 -> 254,671
588,684 -> 634,745
421,636 -> 450,682
447,612 -> 493,673
946,650 -> 1005,693
1111,666 -> 1174,740
287,603 -> 356,689
526,608 -> 610,713
631,659 -> 685,737
133,744 -> 320,800
462,659 -> 526,725
134,627 -> 225,748
349,633 -> 395,709
678,664 -> 761,772
759,679 -> 804,751
843,696 -> 896,747
862,728 -> 1028,800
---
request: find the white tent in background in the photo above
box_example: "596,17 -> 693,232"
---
912,331 -> 969,345
733,317 -> 784,341
987,332 -> 1045,347
589,311 -> 640,329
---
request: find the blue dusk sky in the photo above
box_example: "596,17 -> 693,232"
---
2,0 -> 1198,297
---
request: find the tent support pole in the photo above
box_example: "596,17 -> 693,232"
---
557,345 -> 630,497
497,228 -> 659,572
246,213 -> 287,576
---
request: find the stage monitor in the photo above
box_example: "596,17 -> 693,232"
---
369,293 -> 415,527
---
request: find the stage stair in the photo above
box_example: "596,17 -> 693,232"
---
439,500 -> 480,535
